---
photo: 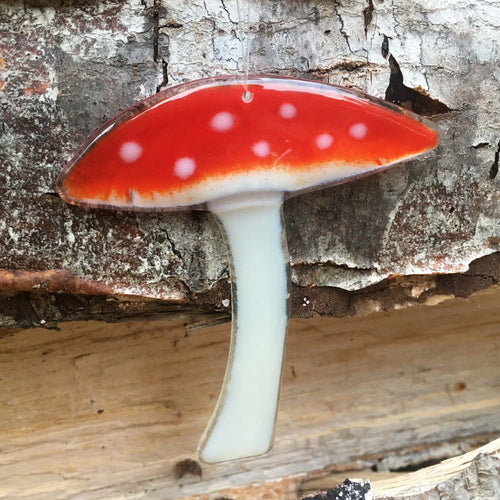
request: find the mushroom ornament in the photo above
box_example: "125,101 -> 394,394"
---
57,75 -> 438,463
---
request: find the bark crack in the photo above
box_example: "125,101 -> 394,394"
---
220,0 -> 236,25
490,141 -> 499,180
382,36 -> 450,116
156,58 -> 169,93
363,0 -> 374,37
164,229 -> 186,269
333,0 -> 353,53
150,0 -> 170,92
152,0 -> 161,63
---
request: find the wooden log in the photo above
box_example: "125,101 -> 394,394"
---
372,438 -> 500,499
300,439 -> 500,500
0,287 -> 498,498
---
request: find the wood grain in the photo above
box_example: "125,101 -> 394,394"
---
372,437 -> 500,498
298,438 -> 500,499
0,287 -> 498,499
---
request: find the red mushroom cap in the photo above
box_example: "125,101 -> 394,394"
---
57,75 -> 438,210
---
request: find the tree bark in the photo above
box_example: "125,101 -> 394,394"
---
301,450 -> 500,500
0,0 -> 498,328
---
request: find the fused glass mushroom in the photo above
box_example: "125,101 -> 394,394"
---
57,75 -> 438,463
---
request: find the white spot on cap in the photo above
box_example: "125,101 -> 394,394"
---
174,157 -> 196,179
315,133 -> 334,150
252,140 -> 270,158
279,103 -> 297,119
349,122 -> 367,139
210,111 -> 235,132
120,141 -> 143,163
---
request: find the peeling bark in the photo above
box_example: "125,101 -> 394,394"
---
1,252 -> 497,330
301,439 -> 500,500
301,453 -> 500,500
0,0 -> 498,327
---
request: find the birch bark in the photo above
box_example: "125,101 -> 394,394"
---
0,0 -> 498,327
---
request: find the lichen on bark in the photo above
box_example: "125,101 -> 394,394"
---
0,0 -> 498,327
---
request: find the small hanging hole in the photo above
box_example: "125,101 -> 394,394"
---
242,90 -> 254,103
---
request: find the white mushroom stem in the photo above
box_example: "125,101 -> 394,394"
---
198,191 -> 288,463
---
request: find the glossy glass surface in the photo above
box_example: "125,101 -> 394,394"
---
199,195 -> 288,463
56,75 -> 439,463
57,75 -> 438,210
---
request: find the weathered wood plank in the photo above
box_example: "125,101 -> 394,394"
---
0,287 -> 498,498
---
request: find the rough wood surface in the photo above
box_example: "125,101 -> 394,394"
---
0,288 -> 498,499
0,0 -> 499,327
372,438 -> 500,499
299,439 -> 500,500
